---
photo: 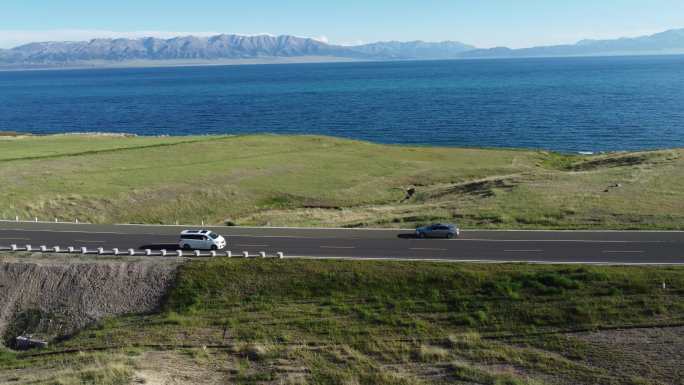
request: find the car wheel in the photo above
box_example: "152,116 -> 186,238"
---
418,232 -> 425,239
446,233 -> 454,239
211,245 -> 218,251
182,244 -> 191,250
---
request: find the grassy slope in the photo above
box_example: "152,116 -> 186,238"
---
2,259 -> 683,384
0,134 -> 682,229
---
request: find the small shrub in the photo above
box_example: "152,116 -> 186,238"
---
447,332 -> 481,350
450,361 -> 490,383
449,314 -> 477,327
483,280 -> 521,299
537,273 -> 580,290
2,309 -> 50,348
237,343 -> 269,361
474,310 -> 489,324
416,345 -> 450,362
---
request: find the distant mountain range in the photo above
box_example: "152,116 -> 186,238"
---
1,28 -> 684,68
0,35 -> 352,64
460,28 -> 684,58
350,40 -> 475,59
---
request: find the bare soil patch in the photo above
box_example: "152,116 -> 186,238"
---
0,256 -> 179,346
572,326 -> 684,384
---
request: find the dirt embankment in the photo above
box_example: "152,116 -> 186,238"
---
0,256 -> 178,345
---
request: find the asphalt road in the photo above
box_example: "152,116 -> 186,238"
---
0,221 -> 683,264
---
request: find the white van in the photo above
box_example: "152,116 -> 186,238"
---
179,230 -> 227,250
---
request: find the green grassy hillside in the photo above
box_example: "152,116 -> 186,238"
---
2,259 -> 683,384
1,134 -> 682,229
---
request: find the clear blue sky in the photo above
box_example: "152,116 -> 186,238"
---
1,0 -> 684,48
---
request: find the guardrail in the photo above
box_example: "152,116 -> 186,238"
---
0,216 -> 214,226
0,244 -> 285,259
1,216 -> 85,224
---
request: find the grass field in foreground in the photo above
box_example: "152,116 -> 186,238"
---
0,134 -> 682,229
2,259 -> 683,384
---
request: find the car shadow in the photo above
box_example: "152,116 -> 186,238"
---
397,233 -> 419,239
139,244 -> 180,250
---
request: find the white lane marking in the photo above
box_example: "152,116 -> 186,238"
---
236,244 -> 269,247
320,246 -> 356,249
410,247 -> 448,251
504,249 -> 543,252
74,239 -> 106,243
602,250 -> 645,254
3,228 -> 667,244
0,237 -> 29,240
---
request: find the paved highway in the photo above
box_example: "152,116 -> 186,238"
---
0,221 -> 683,264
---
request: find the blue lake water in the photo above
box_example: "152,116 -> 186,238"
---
1,55 -> 684,152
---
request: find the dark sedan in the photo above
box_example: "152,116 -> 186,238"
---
415,224 -> 460,239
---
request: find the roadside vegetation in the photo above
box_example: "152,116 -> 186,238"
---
0,134 -> 682,229
2,259 -> 683,384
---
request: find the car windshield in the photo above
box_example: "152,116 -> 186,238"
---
209,232 -> 219,239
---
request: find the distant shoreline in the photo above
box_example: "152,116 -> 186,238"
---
0,56 -> 365,72
3,132 -> 681,154
2,52 -> 684,73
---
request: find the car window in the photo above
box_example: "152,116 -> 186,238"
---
182,234 -> 204,240
209,232 -> 219,239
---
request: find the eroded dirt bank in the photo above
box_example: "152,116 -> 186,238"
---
0,255 -> 178,345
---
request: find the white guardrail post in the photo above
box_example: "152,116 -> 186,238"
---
161,249 -> 167,257
113,248 -> 119,255
98,247 -> 105,255
81,247 -> 88,254
177,250 -> 183,257
128,248 -> 135,256
68,246 -> 75,253
243,251 -> 249,258
11,244 -> 17,251
210,250 -> 217,257
145,249 -> 152,256
225,250 -> 232,258
40,245 -> 47,252
194,250 -> 201,257
259,251 -> 266,258
53,246 -> 60,253
277,252 -> 284,259
26,245 -> 32,252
